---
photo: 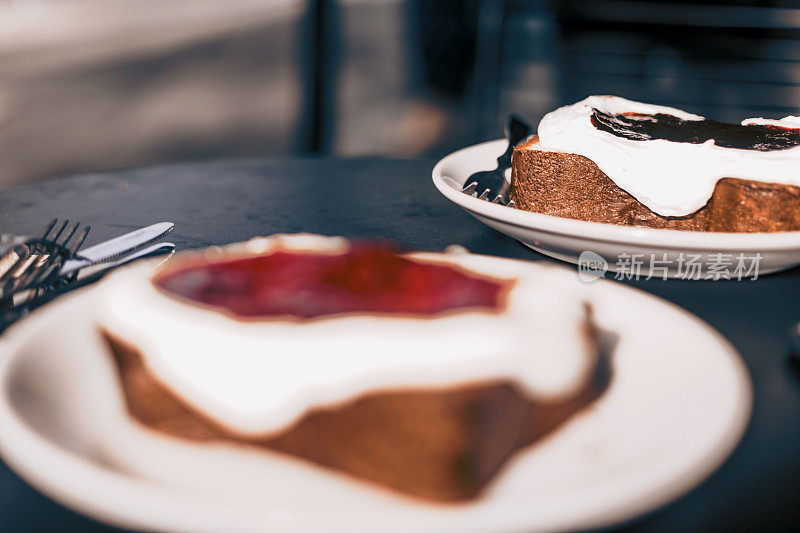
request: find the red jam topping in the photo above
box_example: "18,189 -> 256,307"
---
591,108 -> 800,151
154,244 -> 509,319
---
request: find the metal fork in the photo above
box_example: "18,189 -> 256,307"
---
462,115 -> 532,205
0,219 -> 89,300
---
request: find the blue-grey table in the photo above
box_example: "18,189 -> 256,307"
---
1,158 -> 798,531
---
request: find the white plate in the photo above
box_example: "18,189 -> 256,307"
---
0,260 -> 751,533
433,139 -> 800,278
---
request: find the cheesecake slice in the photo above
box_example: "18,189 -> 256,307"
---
97,234 -> 613,502
510,96 -> 800,232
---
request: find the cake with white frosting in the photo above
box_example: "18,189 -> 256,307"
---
510,95 -> 800,231
96,234 -> 612,502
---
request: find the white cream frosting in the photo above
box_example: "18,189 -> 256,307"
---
535,95 -> 800,217
95,234 -> 595,437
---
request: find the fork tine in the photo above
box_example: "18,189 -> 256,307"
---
45,219 -> 69,242
0,244 -> 29,281
12,254 -> 38,278
57,221 -> 80,248
2,253 -> 38,296
33,253 -> 49,268
462,182 -> 477,195
16,248 -> 61,291
478,188 -> 491,201
38,218 -> 58,240
68,225 -> 90,254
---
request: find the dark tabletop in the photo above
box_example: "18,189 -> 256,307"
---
1,158 -> 798,532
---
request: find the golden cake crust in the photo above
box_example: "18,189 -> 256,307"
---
510,136 -> 800,232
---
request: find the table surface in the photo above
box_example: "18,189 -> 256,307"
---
1,157 -> 798,532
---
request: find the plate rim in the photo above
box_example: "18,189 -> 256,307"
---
432,139 -> 800,250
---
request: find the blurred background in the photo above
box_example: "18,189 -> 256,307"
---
1,0 -> 800,189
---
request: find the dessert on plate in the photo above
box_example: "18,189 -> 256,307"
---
510,95 -> 800,232
96,234 -> 613,503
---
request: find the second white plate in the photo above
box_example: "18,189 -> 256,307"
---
433,139 -> 800,279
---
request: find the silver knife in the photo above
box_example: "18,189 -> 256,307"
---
60,222 -> 174,275
75,242 -> 176,279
